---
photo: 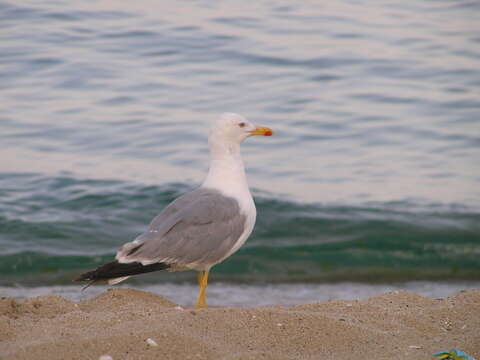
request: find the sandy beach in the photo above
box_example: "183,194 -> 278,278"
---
1,288 -> 479,360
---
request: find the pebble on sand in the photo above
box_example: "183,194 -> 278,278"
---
146,338 -> 158,347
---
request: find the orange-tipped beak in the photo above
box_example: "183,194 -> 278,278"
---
249,126 -> 273,136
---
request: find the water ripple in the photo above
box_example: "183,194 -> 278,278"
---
0,0 -> 479,208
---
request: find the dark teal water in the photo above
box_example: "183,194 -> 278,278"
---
1,174 -> 479,286
1,0 -> 480,298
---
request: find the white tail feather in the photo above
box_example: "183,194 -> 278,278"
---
107,276 -> 131,285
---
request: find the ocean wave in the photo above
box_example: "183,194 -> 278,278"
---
1,174 -> 479,285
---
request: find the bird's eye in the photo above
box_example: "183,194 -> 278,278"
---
239,122 -> 246,128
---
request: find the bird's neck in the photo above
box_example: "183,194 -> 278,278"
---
202,139 -> 250,199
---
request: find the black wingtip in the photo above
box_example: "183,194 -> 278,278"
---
73,271 -> 100,290
74,260 -> 170,286
73,270 -> 96,282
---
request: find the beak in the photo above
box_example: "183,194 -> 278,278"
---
249,126 -> 273,136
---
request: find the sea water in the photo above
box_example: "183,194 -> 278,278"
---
1,0 -> 479,303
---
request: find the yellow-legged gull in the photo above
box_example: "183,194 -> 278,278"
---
75,113 -> 273,309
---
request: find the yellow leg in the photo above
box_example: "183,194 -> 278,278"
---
194,271 -> 209,310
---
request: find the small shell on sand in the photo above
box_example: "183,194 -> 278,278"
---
146,338 -> 158,347
99,355 -> 113,360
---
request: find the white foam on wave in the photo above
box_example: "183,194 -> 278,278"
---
1,281 -> 479,307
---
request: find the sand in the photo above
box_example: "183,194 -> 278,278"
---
1,288 -> 479,360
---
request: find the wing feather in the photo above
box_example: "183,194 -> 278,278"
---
116,188 -> 247,269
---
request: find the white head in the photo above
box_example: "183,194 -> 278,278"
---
210,113 -> 273,144
208,113 -> 273,160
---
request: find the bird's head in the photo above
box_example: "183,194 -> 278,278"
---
210,113 -> 273,145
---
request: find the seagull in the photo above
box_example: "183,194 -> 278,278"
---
75,113 -> 273,309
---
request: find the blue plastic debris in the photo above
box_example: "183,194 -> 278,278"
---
433,349 -> 476,360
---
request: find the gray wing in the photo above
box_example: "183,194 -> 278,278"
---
116,188 -> 247,268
